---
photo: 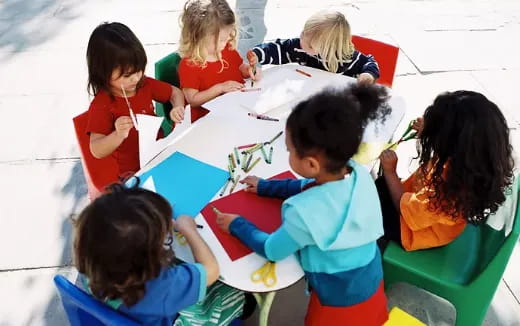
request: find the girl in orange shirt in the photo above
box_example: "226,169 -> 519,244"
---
378,90 -> 514,251
177,0 -> 261,121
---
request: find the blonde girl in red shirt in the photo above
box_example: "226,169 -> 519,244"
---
178,0 -> 261,121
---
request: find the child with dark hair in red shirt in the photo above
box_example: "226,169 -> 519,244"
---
178,0 -> 262,121
86,22 -> 185,176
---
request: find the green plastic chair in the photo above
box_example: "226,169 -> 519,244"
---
383,181 -> 520,326
154,52 -> 182,136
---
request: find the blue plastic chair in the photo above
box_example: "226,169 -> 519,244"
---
54,275 -> 244,326
53,275 -> 140,326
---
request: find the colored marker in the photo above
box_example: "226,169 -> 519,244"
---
229,175 -> 240,194
228,163 -> 234,177
268,131 -> 283,144
219,178 -> 232,196
245,157 -> 261,173
268,146 -> 273,164
245,143 -> 262,154
260,145 -> 268,163
234,147 -> 240,165
211,205 -> 222,214
241,153 -> 248,170
229,153 -> 236,169
248,112 -> 279,121
238,143 -> 256,149
244,154 -> 253,171
295,68 -> 312,77
241,87 -> 261,92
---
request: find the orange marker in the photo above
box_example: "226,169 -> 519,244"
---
295,68 -> 312,77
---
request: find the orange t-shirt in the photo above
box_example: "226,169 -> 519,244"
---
399,167 -> 467,251
86,77 -> 172,175
178,44 -> 245,121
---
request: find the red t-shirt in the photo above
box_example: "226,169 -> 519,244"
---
86,77 -> 172,175
178,44 -> 244,120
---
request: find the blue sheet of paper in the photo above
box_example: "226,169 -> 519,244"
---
139,152 -> 230,218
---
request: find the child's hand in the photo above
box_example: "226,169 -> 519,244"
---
219,81 -> 244,94
357,73 -> 375,85
170,105 -> 185,123
114,116 -> 134,139
247,50 -> 258,66
240,176 -> 260,193
248,66 -> 262,82
215,211 -> 240,233
174,215 -> 197,234
379,149 -> 398,174
412,117 -> 424,137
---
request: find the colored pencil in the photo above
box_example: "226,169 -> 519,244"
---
295,68 -> 312,77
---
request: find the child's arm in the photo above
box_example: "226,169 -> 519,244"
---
353,52 -> 380,84
216,210 -> 306,262
169,86 -> 186,123
175,215 -> 219,285
89,116 -> 133,158
241,176 -> 311,199
250,38 -> 300,65
380,149 -> 404,210
183,80 -> 244,107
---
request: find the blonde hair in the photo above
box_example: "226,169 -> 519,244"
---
302,11 -> 355,73
179,0 -> 238,68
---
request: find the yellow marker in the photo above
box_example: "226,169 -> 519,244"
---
251,261 -> 277,288
352,142 -> 397,165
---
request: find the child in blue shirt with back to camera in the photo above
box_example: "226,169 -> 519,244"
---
216,84 -> 391,325
72,182 -> 250,325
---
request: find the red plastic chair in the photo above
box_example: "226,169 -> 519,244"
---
352,35 -> 399,87
73,111 -> 119,200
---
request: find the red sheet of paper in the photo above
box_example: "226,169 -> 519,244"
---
201,171 -> 297,261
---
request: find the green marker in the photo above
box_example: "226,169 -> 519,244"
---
268,146 -> 273,164
234,147 -> 240,165
260,145 -> 268,163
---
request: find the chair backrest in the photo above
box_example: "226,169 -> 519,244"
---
73,112 -> 119,200
154,52 -> 182,136
53,275 -> 140,326
351,35 -> 399,87
418,180 -> 520,285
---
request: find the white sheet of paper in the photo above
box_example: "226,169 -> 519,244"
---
141,175 -> 156,192
237,69 -> 309,114
137,105 -> 192,168
204,65 -> 355,115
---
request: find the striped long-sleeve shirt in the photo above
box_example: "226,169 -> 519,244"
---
252,38 -> 380,79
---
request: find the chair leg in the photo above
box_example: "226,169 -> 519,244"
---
454,301 -> 488,326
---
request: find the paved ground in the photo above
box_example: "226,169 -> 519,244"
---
0,0 -> 519,325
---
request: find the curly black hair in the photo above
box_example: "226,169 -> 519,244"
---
286,83 -> 391,173
418,90 -> 514,224
73,181 -> 174,306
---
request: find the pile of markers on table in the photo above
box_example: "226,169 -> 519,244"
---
219,130 -> 284,196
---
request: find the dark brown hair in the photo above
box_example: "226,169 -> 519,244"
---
73,182 -> 174,306
287,84 -> 390,173
86,22 -> 147,96
418,90 -> 514,223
